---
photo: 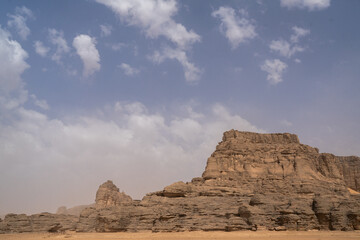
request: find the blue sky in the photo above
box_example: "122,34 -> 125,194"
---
0,0 -> 359,215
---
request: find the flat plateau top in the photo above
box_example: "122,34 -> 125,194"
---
0,231 -> 359,240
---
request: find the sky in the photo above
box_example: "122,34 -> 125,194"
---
0,0 -> 360,216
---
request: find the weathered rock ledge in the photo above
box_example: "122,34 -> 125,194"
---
1,130 -> 359,233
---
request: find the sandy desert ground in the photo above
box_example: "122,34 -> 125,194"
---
0,231 -> 360,240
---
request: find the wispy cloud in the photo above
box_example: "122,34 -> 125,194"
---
30,94 -> 49,110
269,39 -> 305,58
150,47 -> 202,84
7,6 -> 34,40
269,26 -> 310,58
109,42 -> 127,51
261,59 -> 287,85
119,63 -> 140,76
280,0 -> 331,11
33,41 -> 49,57
48,29 -> 70,64
212,6 -> 256,49
290,26 -> 310,43
281,119 -> 293,127
100,24 -> 112,37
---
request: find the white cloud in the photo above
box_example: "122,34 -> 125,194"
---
15,6 -> 34,18
119,63 -> 140,76
294,58 -> 301,63
0,100 -> 262,214
280,0 -> 331,11
100,24 -> 112,37
281,119 -> 293,126
30,94 -> 49,110
151,47 -> 202,83
33,41 -> 49,57
7,15 -> 29,40
0,26 -> 29,109
7,6 -> 34,40
109,42 -> 126,51
290,26 -> 310,43
261,59 -> 287,85
96,0 -> 200,49
73,34 -> 101,77
96,0 -> 201,83
269,26 -> 309,58
66,68 -> 78,76
48,29 -> 70,64
115,101 -> 147,114
212,6 -> 256,49
269,39 -> 304,58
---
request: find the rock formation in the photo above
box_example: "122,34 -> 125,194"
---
56,204 -> 94,216
0,213 -> 78,233
336,156 -> 360,192
1,130 -> 360,233
95,180 -> 133,208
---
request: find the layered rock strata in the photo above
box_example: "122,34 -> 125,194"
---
336,156 -> 360,192
0,213 -> 77,233
1,130 -> 360,233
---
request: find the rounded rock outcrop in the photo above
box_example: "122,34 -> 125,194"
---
95,180 -> 133,208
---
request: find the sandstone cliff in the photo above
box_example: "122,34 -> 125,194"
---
336,156 -> 360,192
1,130 -> 359,233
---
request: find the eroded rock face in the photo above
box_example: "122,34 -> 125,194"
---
1,130 -> 360,233
95,180 -> 133,208
0,213 -> 78,233
336,156 -> 360,192
75,130 -> 359,232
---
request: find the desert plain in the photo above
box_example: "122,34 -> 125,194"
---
0,231 -> 360,240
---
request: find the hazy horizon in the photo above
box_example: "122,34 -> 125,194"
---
1,0 -> 360,216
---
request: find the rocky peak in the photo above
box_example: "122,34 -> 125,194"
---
204,131 -> 309,180
95,180 -> 132,208
222,130 -> 300,144
202,130 -> 345,190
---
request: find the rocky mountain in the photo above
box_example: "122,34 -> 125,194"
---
1,130 -> 359,233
